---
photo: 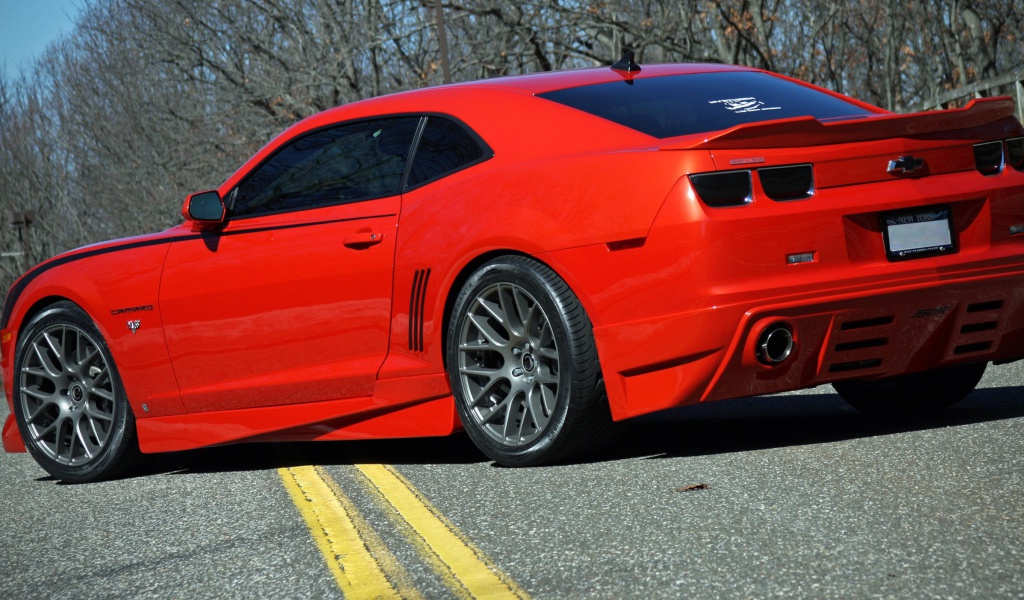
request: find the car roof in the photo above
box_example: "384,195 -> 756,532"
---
451,62 -> 757,95
299,63 -> 760,132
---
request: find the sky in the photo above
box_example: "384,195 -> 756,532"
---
0,0 -> 83,78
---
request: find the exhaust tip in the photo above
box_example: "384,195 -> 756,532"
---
757,324 -> 794,365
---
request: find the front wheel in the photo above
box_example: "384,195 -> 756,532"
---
12,301 -> 141,483
832,362 -> 987,416
446,256 -> 611,466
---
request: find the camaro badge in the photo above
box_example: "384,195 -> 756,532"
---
887,155 -> 925,175
127,320 -> 141,334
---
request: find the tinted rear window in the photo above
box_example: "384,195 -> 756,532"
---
537,71 -> 875,138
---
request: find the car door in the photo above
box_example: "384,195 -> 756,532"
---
159,116 -> 420,413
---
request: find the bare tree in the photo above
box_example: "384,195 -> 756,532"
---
2,0 -> 1022,303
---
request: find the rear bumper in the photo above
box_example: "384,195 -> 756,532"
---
595,267 -> 1024,420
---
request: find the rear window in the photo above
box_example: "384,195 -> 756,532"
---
537,71 -> 875,138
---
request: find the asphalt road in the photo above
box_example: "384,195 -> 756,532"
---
2,362 -> 1023,599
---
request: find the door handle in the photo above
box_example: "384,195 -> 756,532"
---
343,232 -> 384,248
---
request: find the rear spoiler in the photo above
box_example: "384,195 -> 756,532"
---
660,96 -> 1020,150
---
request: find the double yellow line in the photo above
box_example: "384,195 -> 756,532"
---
279,464 -> 529,599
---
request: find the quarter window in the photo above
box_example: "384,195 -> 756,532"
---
407,117 -> 489,188
232,116 -> 420,217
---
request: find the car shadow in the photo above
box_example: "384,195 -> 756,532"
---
606,386 -> 1024,462
147,431 -> 487,477
148,385 -> 1024,477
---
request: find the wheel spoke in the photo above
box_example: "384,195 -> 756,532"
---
477,392 -> 512,424
26,399 -> 56,423
43,329 -> 64,360
459,341 -> 493,352
513,288 -> 535,337
459,365 -> 501,379
536,346 -> 558,360
84,403 -> 114,422
467,313 -> 509,348
536,363 -> 558,385
32,339 -> 63,378
77,347 -> 100,371
90,387 -> 115,403
475,296 -> 506,326
75,419 -> 101,459
21,385 -> 53,402
61,419 -> 77,462
534,322 -> 555,354
469,376 -> 505,409
21,366 -> 52,379
498,285 -> 525,337
526,385 -> 552,432
501,395 -> 525,442
32,421 -> 57,442
537,382 -> 556,419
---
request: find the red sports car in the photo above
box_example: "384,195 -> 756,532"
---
4,58 -> 1024,482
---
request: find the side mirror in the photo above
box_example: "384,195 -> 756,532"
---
181,190 -> 225,230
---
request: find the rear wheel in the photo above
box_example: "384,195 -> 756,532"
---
447,256 -> 610,466
12,301 -> 141,483
832,362 -> 987,416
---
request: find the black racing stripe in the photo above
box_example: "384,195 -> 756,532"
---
1,236 -> 189,331
1,213 -> 394,330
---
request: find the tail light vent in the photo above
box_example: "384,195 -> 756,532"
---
974,141 -> 1003,175
840,315 -> 895,331
834,337 -> 888,352
759,164 -> 814,201
690,171 -> 752,207
960,321 -> 997,334
954,341 -> 992,355
829,359 -> 883,373
967,300 -> 1003,313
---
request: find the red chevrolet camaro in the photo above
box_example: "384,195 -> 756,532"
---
4,58 -> 1024,482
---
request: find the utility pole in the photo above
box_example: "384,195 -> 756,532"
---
11,210 -> 36,274
433,0 -> 452,84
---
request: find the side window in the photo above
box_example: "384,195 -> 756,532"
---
232,116 -> 419,218
407,117 -> 489,188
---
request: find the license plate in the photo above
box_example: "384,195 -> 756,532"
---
881,206 -> 956,261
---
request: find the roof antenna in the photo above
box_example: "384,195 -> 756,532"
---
611,48 -> 641,73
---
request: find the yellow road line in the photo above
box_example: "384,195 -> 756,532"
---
278,465 -> 421,600
355,463 -> 529,600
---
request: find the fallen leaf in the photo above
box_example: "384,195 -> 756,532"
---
674,483 -> 710,492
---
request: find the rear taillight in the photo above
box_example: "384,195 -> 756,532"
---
974,141 -> 1003,175
690,171 -> 752,207
759,164 -> 814,201
1006,137 -> 1024,171
691,164 -> 814,207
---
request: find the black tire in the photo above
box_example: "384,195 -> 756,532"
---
446,256 -> 611,466
832,362 -> 987,416
12,301 -> 141,483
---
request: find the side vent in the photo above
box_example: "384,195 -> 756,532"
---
759,164 -> 814,201
408,268 -> 431,352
